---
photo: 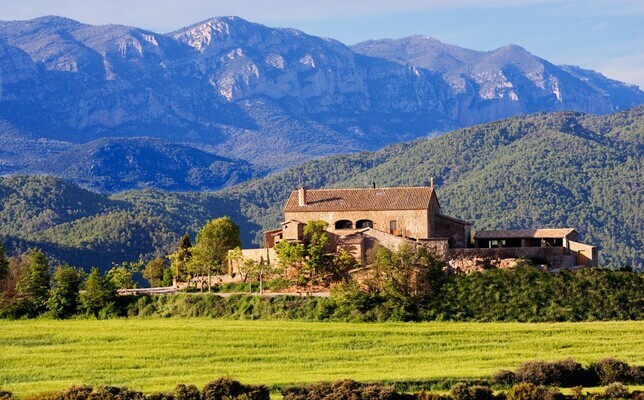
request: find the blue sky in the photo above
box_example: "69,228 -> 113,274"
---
1,0 -> 642,87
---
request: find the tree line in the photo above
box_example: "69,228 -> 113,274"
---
1,215 -> 642,321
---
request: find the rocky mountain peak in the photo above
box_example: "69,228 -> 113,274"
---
0,15 -> 642,172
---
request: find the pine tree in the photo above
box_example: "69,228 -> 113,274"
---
47,265 -> 82,318
15,249 -> 50,315
80,268 -> 116,317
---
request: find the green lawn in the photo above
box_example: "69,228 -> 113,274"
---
0,320 -> 642,396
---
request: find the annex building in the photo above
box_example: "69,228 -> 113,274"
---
237,185 -> 598,273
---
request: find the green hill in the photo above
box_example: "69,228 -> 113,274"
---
1,107 -> 641,269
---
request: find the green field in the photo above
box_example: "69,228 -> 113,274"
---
0,320 -> 642,396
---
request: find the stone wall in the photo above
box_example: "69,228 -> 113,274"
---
285,208 -> 431,239
362,228 -> 449,258
434,214 -> 470,248
446,247 -> 576,272
234,248 -> 278,274
569,240 -> 598,267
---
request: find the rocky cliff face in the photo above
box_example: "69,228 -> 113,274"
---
352,36 -> 641,125
0,16 -> 642,172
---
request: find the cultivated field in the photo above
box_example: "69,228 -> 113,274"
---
0,320 -> 642,396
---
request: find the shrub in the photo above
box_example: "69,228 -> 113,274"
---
514,359 -> 586,387
450,383 -> 472,400
594,359 -> 634,385
601,382 -> 629,399
506,383 -> 545,400
201,378 -> 268,400
173,385 -> 200,400
55,385 -> 94,400
416,390 -> 450,400
630,366 -> 644,384
86,386 -> 144,400
492,370 -> 517,386
281,380 -> 406,400
0,390 -> 14,400
449,383 -> 495,400
145,394 -> 174,400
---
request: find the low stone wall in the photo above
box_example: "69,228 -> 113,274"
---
240,248 -> 277,266
446,246 -> 576,272
362,228 -> 410,251
362,228 -> 449,258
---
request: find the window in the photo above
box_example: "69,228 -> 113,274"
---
389,220 -> 398,234
356,219 -> 373,229
335,220 -> 353,230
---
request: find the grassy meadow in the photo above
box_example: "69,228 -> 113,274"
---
0,320 -> 642,396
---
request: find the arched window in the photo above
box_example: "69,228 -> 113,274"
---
356,219 -> 373,229
335,220 -> 353,230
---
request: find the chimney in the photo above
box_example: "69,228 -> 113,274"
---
430,177 -> 434,188
298,186 -> 307,206
372,182 -> 376,189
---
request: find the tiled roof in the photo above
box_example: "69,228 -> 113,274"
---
475,228 -> 577,239
284,187 -> 435,212
436,213 -> 472,225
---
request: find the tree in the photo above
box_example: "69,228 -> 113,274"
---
274,240 -> 306,274
226,247 -> 244,278
241,259 -> 259,293
143,257 -> 168,287
190,217 -> 242,292
303,221 -> 331,278
162,268 -> 174,287
107,261 -> 142,290
47,265 -> 82,318
254,260 -> 274,295
332,249 -> 357,278
80,268 -> 116,317
0,244 -> 8,280
0,253 -> 29,317
168,233 -> 192,283
356,244 -> 445,321
15,249 -> 50,316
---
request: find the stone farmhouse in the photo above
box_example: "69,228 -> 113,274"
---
236,185 -> 598,274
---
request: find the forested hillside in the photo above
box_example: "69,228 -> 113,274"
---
0,108 -> 641,269
19,137 -> 261,192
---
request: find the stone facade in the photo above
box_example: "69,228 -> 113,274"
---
285,209 -> 433,239
434,214 -> 471,248
282,186 -> 466,243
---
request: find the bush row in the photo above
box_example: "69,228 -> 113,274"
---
4,378 -> 268,400
3,379 -> 642,400
493,358 -> 644,388
115,267 -> 644,322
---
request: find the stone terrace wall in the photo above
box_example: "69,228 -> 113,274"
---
363,228 -> 449,258
447,247 -> 576,272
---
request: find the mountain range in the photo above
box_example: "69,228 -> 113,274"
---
1,108 -> 641,269
0,15 -> 642,188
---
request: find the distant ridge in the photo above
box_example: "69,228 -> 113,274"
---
0,15 -> 642,177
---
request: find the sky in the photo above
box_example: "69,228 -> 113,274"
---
1,0 -> 642,87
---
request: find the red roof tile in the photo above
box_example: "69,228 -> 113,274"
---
284,187 -> 434,212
